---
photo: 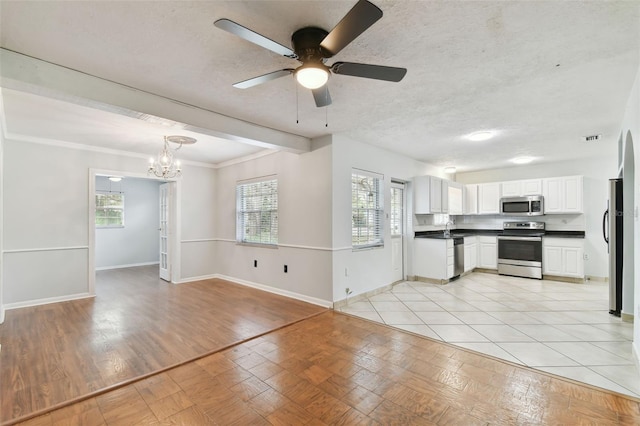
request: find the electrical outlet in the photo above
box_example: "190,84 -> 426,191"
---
583,253 -> 589,260
344,267 -> 349,277
254,260 -> 257,267
284,265 -> 288,273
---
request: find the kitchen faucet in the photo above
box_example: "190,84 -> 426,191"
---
444,220 -> 454,238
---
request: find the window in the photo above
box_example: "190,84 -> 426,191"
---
95,192 -> 124,227
390,185 -> 403,236
236,178 -> 278,245
352,170 -> 383,249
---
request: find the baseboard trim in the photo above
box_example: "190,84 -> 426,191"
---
586,275 -> 607,283
173,274 -> 218,284
95,261 -> 159,271
621,312 -> 634,323
334,282 -> 396,309
3,292 -> 94,311
214,274 -> 333,308
542,274 -> 585,284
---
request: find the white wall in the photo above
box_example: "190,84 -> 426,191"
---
456,157 -> 617,279
213,139 -> 333,305
331,134 -> 441,302
618,65 -> 639,361
1,138 -> 216,308
95,176 -> 161,269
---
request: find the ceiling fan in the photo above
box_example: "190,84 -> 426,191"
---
214,0 -> 407,107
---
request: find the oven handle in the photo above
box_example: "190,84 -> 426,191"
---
498,236 -> 542,242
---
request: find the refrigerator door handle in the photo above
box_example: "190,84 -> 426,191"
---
602,209 -> 609,245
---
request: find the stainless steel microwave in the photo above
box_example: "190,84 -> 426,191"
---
500,195 -> 544,216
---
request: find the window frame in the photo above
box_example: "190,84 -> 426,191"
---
236,177 -> 278,247
351,169 -> 384,250
95,191 -> 125,228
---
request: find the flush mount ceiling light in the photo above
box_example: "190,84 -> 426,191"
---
295,62 -> 330,89
108,176 -> 123,182
467,131 -> 495,142
444,167 -> 457,174
510,156 -> 535,165
148,135 -> 197,179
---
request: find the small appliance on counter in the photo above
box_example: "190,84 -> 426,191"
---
500,195 -> 544,216
497,221 -> 545,279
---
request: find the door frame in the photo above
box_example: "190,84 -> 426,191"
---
88,168 -> 181,295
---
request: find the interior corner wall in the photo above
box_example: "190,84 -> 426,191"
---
456,157 -> 617,279
179,163 -> 217,280
95,176 -> 162,269
1,138 -> 216,308
213,140 -> 333,304
330,134 -> 441,302
0,123 -> 4,323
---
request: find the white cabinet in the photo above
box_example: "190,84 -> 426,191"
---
501,179 -> 543,197
448,182 -> 463,215
543,176 -> 583,214
414,238 -> 455,280
463,236 -> 477,272
414,176 -> 448,214
464,184 -> 478,215
478,183 -> 501,214
543,237 -> 584,278
477,236 -> 497,269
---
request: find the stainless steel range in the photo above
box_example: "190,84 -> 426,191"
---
497,221 -> 545,279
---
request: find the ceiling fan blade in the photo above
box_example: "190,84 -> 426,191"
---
312,86 -> 332,107
331,62 -> 407,82
233,69 -> 294,89
320,0 -> 382,57
214,19 -> 297,59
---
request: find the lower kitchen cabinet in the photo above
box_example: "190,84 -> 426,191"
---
414,238 -> 455,280
463,236 -> 477,272
478,236 -> 497,269
543,237 -> 584,278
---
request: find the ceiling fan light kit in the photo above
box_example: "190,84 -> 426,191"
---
214,0 -> 406,107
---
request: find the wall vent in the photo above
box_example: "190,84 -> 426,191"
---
582,134 -> 602,142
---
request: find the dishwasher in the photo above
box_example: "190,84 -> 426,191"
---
453,237 -> 464,278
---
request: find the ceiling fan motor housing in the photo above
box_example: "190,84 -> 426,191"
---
292,27 -> 330,62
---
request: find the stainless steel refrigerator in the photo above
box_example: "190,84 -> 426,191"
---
603,178 -> 623,316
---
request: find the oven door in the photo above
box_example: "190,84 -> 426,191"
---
497,236 -> 542,267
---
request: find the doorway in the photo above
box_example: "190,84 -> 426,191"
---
390,181 -> 406,282
89,169 -> 179,294
622,132 -> 635,321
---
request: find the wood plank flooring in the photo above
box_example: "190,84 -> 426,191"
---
13,310 -> 640,425
0,266 -> 327,425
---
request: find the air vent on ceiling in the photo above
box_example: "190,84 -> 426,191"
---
582,134 -> 602,142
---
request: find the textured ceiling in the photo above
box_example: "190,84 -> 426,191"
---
1,1 -> 638,172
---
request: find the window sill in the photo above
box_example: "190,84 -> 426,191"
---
236,242 -> 279,249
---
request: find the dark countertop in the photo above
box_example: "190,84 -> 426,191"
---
415,229 -> 585,239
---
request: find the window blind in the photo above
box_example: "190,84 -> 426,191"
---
236,178 -> 278,245
352,170 -> 383,249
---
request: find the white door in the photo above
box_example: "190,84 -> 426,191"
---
159,183 -> 171,281
391,182 -> 405,282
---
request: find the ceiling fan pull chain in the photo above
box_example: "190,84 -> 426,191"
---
296,82 -> 299,124
325,104 -> 328,128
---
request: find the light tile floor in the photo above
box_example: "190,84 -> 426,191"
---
337,272 -> 640,398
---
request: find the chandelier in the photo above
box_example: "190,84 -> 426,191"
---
148,135 -> 196,179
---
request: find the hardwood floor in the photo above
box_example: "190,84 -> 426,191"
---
0,266 -> 327,425
13,310 -> 640,425
3,268 -> 640,425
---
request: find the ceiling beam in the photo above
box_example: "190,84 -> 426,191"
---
0,48 -> 310,154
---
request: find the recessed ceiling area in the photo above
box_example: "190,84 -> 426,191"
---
1,1 -> 638,172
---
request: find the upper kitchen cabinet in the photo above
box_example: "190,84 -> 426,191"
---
501,179 -> 543,197
478,182 -> 501,214
464,184 -> 478,214
543,176 -> 583,214
448,182 -> 463,215
414,175 -> 448,214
